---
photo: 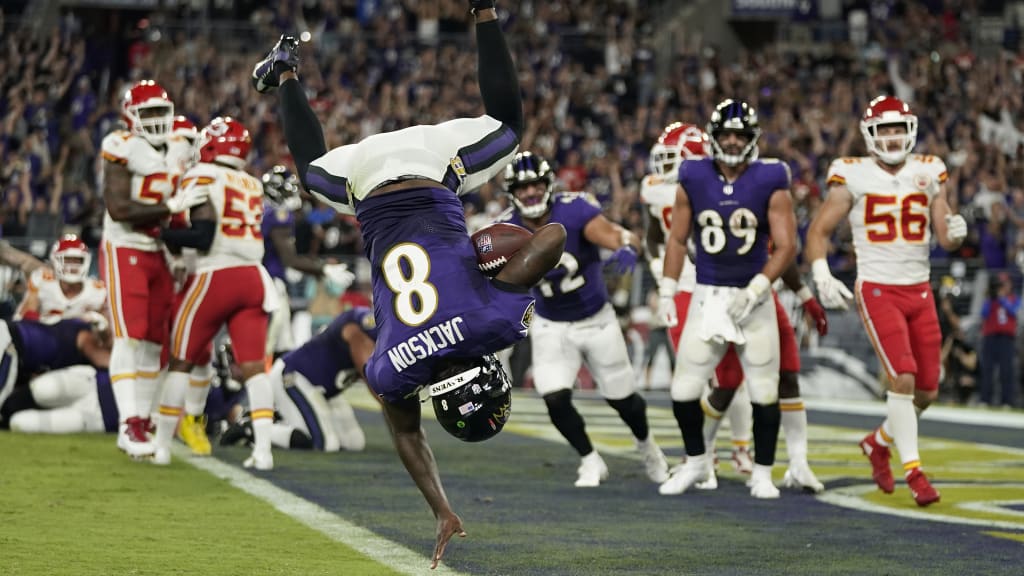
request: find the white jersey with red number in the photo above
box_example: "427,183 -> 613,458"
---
640,173 -> 697,292
22,267 -> 107,324
101,130 -> 193,251
180,162 -> 265,272
827,154 -> 948,285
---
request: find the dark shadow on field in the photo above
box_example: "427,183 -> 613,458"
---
216,409 -> 1024,576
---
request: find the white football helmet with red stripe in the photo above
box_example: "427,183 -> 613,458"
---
50,234 -> 92,284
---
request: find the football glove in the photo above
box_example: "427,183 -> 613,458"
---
604,245 -> 638,275
811,259 -> 853,310
727,273 -> 771,324
656,277 -> 678,328
165,185 -> 209,214
322,263 -> 356,292
797,286 -> 828,336
945,214 -> 967,243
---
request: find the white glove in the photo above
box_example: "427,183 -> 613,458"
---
656,277 -> 678,328
727,273 -> 771,324
812,259 -> 853,310
81,310 -> 109,334
165,185 -> 209,214
945,214 -> 967,243
648,256 -> 664,284
322,263 -> 355,292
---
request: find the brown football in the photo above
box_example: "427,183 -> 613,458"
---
471,222 -> 533,276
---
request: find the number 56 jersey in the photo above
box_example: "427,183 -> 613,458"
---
827,154 -> 947,285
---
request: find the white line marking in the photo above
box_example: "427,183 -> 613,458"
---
818,482 -> 1024,530
172,445 -> 468,576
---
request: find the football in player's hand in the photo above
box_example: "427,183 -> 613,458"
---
471,222 -> 532,276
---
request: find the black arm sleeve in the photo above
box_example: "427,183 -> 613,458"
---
278,78 -> 328,189
476,19 -> 523,139
160,220 -> 217,252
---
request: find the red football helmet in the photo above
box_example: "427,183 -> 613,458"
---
172,116 -> 198,143
860,95 -> 917,165
198,117 -> 251,169
649,122 -> 709,179
50,234 -> 91,284
122,80 -> 174,146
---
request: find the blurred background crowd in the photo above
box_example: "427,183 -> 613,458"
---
1,0 -> 1022,408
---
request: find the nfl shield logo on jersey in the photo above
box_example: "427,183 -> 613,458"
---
476,233 -> 494,254
914,174 -> 931,191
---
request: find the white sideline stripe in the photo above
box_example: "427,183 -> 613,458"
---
805,399 -> 1024,429
172,445 -> 468,576
819,482 -> 1024,530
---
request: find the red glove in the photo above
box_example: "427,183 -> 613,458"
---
798,286 -> 828,336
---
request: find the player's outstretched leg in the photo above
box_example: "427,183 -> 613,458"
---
778,373 -> 824,493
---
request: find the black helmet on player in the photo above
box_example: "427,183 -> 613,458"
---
429,354 -> 512,443
504,151 -> 554,219
707,99 -> 761,167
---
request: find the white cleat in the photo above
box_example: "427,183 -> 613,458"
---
659,453 -> 712,495
574,452 -> 609,488
695,469 -> 718,490
243,451 -> 274,471
637,438 -> 670,484
151,447 -> 171,466
782,461 -> 825,494
117,418 -> 156,459
749,464 -> 780,499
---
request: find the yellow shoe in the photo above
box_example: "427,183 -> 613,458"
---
178,414 -> 212,456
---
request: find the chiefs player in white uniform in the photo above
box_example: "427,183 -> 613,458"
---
16,235 -> 106,324
642,122 -> 755,475
99,80 -> 208,458
151,117 -> 277,470
806,96 -> 968,506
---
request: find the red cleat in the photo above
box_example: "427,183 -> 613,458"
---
906,468 -> 940,507
860,432 -> 895,494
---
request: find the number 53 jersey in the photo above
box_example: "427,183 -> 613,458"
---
827,154 -> 947,285
178,162 -> 265,273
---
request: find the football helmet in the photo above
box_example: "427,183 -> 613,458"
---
429,354 -> 512,443
504,151 -> 554,219
860,95 -> 917,165
198,117 -> 251,169
649,122 -> 709,179
50,234 -> 91,283
172,116 -> 198,143
707,99 -> 761,167
262,165 -> 303,211
122,80 -> 174,146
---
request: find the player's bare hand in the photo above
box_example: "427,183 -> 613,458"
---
431,512 -> 466,569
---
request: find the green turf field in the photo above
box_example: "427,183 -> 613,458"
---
2,389 -> 1022,575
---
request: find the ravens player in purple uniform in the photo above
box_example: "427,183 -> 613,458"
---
261,165 -> 355,357
499,151 -> 670,488
252,1 -> 564,566
657,99 -> 798,498
0,318 -> 111,428
245,307 -> 378,452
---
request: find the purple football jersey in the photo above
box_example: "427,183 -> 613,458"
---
261,203 -> 296,281
12,319 -> 92,375
357,186 -> 535,403
679,158 -> 790,287
502,192 -> 607,322
282,307 -> 379,399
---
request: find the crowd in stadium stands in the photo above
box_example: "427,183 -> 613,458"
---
0,0 -> 1021,406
